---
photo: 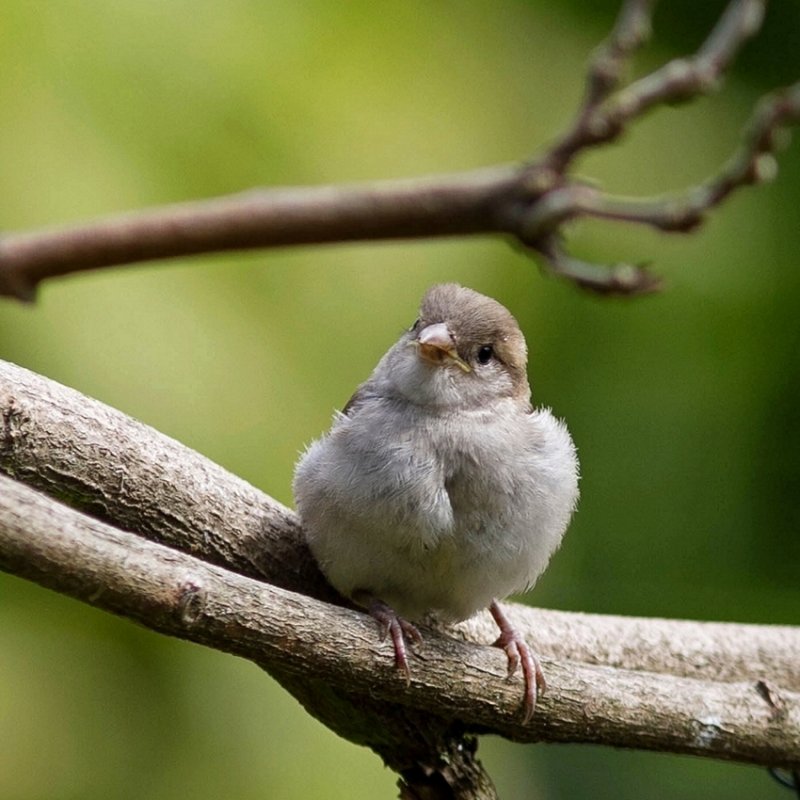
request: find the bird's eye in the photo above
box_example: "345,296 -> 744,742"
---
409,318 -> 421,332
477,345 -> 494,365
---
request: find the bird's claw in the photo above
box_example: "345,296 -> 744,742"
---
362,596 -> 423,683
490,600 -> 546,723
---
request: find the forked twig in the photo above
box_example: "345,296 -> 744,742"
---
0,0 -> 796,299
525,0 -> 791,291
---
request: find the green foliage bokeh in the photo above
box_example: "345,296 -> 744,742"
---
0,2 -> 798,798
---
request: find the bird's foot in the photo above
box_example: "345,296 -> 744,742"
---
356,594 -> 423,683
490,600 -> 546,723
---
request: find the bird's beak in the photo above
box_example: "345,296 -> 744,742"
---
411,322 -> 472,373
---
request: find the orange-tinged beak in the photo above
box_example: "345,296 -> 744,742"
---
411,322 -> 472,373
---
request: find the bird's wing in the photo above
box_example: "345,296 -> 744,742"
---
341,382 -> 380,417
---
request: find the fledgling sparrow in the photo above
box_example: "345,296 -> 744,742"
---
293,283 -> 579,721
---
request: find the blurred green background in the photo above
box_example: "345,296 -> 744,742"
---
1,1 -> 798,798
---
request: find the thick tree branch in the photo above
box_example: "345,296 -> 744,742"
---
1,473 -> 798,771
2,353 -> 800,791
0,1 -> 797,299
2,358 -> 798,693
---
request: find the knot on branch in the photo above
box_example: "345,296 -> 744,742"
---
177,578 -> 206,626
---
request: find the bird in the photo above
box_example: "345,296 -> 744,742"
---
293,283 -> 579,721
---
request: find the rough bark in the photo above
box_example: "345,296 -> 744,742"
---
2,357 -> 799,794
2,474 -> 798,773
2,359 -> 798,691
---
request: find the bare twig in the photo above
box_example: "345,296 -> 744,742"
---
533,235 -> 662,295
0,1 -> 796,298
534,81 -> 800,238
541,0 -> 657,173
1,473 -> 798,770
0,168 -> 520,302
540,0 -> 766,170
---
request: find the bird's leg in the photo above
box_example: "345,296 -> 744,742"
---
353,591 -> 423,683
490,600 -> 546,723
